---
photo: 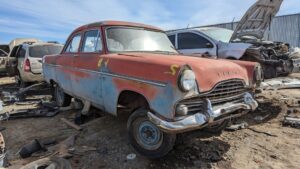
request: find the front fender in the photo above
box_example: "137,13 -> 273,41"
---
101,74 -> 189,119
218,42 -> 252,59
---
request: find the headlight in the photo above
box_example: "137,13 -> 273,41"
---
179,69 -> 196,92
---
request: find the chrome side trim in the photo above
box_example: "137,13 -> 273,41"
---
44,63 -> 166,87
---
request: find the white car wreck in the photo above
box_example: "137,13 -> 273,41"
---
167,0 -> 300,79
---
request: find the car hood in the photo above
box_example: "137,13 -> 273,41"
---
230,0 -> 283,41
112,53 -> 252,92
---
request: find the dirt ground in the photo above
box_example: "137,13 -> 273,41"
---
0,75 -> 299,169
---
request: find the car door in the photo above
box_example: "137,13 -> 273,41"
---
177,32 -> 217,56
71,29 -> 104,108
56,33 -> 82,95
6,45 -> 21,76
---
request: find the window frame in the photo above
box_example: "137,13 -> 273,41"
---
177,32 -> 214,50
18,46 -> 27,58
63,33 -> 82,54
9,45 -> 21,58
168,34 -> 176,47
79,29 -> 103,54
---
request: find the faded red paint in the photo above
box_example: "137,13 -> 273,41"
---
105,52 -> 252,92
113,78 -> 159,100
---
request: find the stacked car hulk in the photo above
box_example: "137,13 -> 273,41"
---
6,41 -> 63,86
167,0 -> 300,79
43,20 -> 262,158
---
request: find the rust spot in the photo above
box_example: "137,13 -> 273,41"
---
113,78 -> 158,100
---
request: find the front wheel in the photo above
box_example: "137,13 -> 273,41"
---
53,84 -> 71,107
127,109 -> 176,159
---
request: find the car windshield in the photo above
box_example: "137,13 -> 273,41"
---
106,27 -> 178,54
29,45 -> 63,58
199,28 -> 234,43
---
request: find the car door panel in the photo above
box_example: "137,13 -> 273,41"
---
177,32 -> 217,57
55,54 -> 74,94
6,45 -> 21,76
55,34 -> 82,94
71,29 -> 103,108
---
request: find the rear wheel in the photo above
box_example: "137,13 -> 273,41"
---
127,109 -> 176,159
53,84 -> 71,107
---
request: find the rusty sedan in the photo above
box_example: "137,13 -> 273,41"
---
43,21 -> 261,158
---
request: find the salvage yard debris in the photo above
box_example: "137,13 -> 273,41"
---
19,139 -> 45,158
260,77 -> 300,90
20,157 -> 72,169
226,122 -> 249,131
283,116 -> 300,128
0,132 -> 7,168
0,107 -> 59,121
60,118 -> 82,131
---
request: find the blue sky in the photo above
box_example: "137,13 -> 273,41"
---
0,0 -> 299,44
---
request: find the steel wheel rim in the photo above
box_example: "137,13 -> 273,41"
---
134,118 -> 163,150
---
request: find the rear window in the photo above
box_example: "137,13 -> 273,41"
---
29,45 -> 63,58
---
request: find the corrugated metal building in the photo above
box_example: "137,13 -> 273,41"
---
194,13 -> 300,47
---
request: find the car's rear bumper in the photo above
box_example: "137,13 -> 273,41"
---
148,92 -> 258,133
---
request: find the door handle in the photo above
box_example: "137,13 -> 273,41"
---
73,54 -> 79,57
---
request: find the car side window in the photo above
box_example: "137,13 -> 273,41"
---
81,30 -> 102,52
10,46 -> 21,58
65,34 -> 82,53
178,32 -> 213,49
168,35 -> 176,47
18,47 -> 26,58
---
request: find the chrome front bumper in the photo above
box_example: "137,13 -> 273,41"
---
148,92 -> 258,133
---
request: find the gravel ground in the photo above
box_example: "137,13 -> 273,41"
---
0,75 -> 299,169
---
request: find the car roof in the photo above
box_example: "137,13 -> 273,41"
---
73,20 -> 162,32
167,27 -> 230,34
22,42 -> 63,48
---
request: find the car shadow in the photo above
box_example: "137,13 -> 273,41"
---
234,101 -> 282,126
148,137 -> 230,169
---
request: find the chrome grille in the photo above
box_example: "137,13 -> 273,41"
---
178,80 -> 246,115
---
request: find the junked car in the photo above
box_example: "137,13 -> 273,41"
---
167,0 -> 300,79
43,21 -> 261,158
5,38 -> 40,75
6,42 -> 63,86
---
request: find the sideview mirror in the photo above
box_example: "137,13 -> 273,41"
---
206,43 -> 213,48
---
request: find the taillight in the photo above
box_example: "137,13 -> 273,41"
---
24,59 -> 31,72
